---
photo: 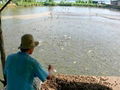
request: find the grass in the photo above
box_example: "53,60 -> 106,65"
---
0,4 -> 3,8
16,1 -> 101,7
16,2 -> 45,7
58,2 -> 99,7
44,2 -> 57,6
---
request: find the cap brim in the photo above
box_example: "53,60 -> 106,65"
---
34,41 -> 39,47
18,41 -> 39,49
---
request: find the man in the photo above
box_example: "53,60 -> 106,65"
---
4,34 -> 52,90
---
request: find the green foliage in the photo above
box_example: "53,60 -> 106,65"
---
12,0 -> 108,8
59,2 -> 74,6
0,4 -> 3,8
15,1 -> 100,7
44,0 -> 56,6
87,0 -> 93,3
58,1 -> 98,7
76,0 -> 85,3
44,2 -> 57,6
12,0 -> 36,3
1,0 -> 120,12
73,3 -> 97,7
75,0 -> 93,4
16,2 -> 44,6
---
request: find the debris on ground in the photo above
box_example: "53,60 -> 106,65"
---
41,74 -> 120,90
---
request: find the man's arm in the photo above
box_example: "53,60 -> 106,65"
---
47,65 -> 54,80
33,60 -> 49,82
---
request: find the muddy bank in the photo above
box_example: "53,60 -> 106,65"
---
41,74 -> 120,90
2,12 -> 50,20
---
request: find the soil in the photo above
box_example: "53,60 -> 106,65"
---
41,74 -> 120,90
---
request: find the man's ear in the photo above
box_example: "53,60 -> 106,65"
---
29,48 -> 34,54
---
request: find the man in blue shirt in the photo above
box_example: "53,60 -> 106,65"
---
4,34 -> 52,90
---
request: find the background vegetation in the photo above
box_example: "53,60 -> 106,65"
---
0,0 -> 100,7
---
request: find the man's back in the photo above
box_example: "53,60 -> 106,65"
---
4,52 -> 48,90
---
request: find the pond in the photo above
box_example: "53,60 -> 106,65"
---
1,6 -> 120,80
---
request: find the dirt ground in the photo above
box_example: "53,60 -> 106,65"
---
41,74 -> 120,90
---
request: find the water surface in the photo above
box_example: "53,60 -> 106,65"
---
1,6 -> 120,78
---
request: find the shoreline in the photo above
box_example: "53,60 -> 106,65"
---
41,74 -> 120,90
1,2 -> 120,11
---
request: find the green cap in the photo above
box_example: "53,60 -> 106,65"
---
18,34 -> 39,49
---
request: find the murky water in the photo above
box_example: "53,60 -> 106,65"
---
1,6 -> 120,81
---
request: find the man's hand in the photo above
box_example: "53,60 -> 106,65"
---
47,65 -> 55,80
48,65 -> 54,72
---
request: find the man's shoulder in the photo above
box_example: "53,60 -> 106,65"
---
28,56 -> 42,68
5,53 -> 18,64
29,56 -> 39,64
7,52 -> 17,59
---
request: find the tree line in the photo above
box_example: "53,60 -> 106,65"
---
1,0 -> 93,4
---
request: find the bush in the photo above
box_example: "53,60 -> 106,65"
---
44,2 -> 57,6
0,4 -> 3,8
14,1 -> 112,9
16,2 -> 44,7
58,2 -> 74,6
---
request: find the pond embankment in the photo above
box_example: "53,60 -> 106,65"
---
15,2 -> 120,10
41,74 -> 120,90
1,2 -> 120,11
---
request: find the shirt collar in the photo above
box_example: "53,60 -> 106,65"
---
17,51 -> 29,56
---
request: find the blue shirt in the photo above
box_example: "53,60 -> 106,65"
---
4,51 -> 48,90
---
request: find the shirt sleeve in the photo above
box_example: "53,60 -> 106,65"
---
33,60 -> 48,82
